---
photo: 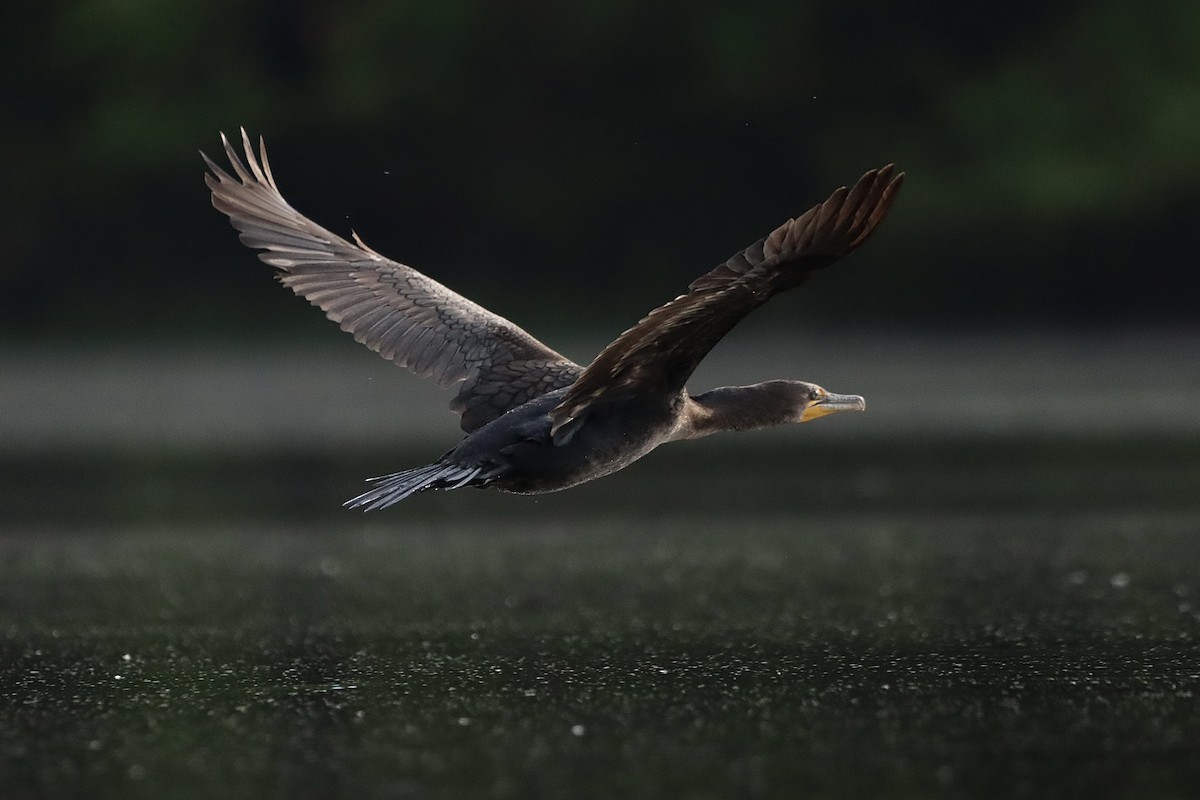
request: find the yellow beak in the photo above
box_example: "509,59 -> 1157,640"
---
799,392 -> 866,422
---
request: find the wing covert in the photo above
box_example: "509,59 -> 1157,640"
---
549,165 -> 904,442
204,129 -> 581,432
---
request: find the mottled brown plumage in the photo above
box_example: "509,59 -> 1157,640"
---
204,131 -> 903,508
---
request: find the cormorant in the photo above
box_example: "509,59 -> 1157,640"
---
204,131 -> 903,509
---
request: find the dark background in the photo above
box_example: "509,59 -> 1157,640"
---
5,0 -> 1199,343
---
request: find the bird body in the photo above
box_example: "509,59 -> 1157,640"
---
204,131 -> 903,509
426,386 -> 667,494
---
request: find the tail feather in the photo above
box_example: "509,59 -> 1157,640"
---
344,463 -> 483,511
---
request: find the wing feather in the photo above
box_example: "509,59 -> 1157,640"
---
204,129 -> 581,432
550,165 -> 904,442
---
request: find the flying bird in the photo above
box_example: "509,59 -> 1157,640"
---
204,130 -> 903,509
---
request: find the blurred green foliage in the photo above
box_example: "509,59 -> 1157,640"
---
3,0 -> 1198,339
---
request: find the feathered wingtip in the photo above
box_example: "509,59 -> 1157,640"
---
201,127 -> 279,190
344,463 -> 483,511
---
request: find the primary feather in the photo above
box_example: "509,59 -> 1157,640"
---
204,129 -> 580,433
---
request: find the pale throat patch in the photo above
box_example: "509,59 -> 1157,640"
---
799,403 -> 840,422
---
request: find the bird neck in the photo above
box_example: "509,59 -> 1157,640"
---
675,383 -> 804,441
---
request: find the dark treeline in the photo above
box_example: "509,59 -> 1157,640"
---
4,0 -> 1198,340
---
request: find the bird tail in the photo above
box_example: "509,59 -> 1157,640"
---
344,462 -> 484,511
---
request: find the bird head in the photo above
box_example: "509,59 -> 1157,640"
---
790,381 -> 866,423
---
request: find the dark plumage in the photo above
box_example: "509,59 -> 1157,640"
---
204,130 -> 903,508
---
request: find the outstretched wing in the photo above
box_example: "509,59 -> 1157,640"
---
204,130 -> 582,433
550,165 -> 904,442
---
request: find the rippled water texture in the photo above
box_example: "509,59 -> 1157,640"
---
2,336 -> 1198,798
